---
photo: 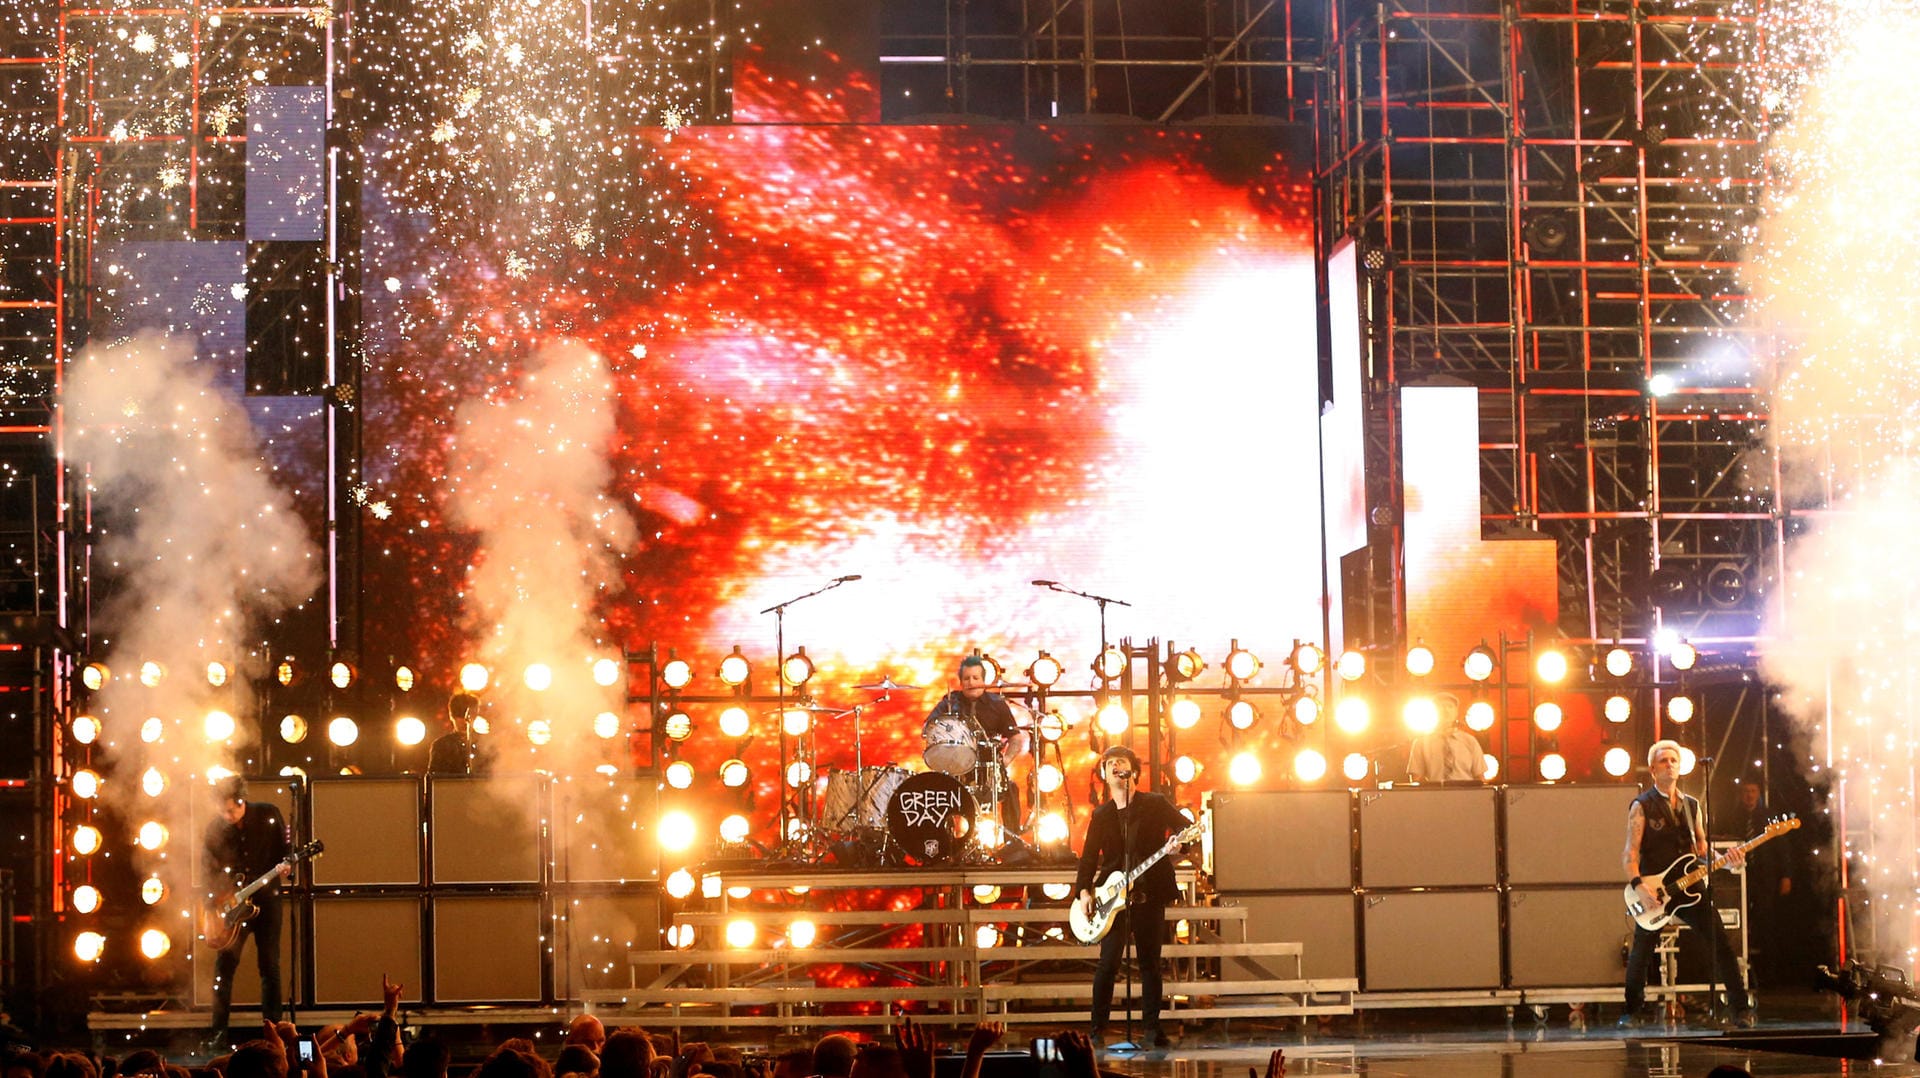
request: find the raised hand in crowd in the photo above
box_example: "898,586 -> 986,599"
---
959,1022 -> 1004,1078
892,1015 -> 935,1078
1249,1049 -> 1284,1078
1053,1031 -> 1095,1078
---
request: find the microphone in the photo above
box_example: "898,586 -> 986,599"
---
1032,579 -> 1057,586
834,575 -> 863,582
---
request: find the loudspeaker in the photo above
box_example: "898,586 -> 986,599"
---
432,894 -> 544,1002
1362,890 -> 1500,991
431,774 -> 542,884
1504,785 -> 1638,885
1358,787 -> 1496,888
554,778 -> 659,882
1208,790 -> 1352,891
313,896 -> 422,1005
553,892 -> 662,993
1220,892 -> 1356,981
1507,887 -> 1632,988
311,778 -> 421,886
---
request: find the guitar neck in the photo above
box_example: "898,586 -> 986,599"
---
1123,824 -> 1202,888
1679,831 -> 1779,889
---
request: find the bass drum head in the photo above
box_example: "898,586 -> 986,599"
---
886,771 -> 976,865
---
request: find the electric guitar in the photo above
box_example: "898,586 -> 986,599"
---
1624,816 -> 1798,931
201,840 -> 323,951
1070,821 -> 1204,944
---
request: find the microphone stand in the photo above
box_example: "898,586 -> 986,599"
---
1033,580 -> 1132,664
1109,798 -> 1141,1053
761,575 -> 860,860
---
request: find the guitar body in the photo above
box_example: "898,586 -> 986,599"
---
200,895 -> 259,952
1623,853 -> 1701,931
1070,870 -> 1127,944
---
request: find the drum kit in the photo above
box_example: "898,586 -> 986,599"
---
807,676 -> 1036,866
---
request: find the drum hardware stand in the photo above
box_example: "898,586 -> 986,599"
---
761,574 -> 861,861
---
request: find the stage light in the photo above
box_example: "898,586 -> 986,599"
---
395,666 -> 416,692
1043,881 -> 1073,901
1293,696 -> 1320,725
1667,695 -> 1695,723
1603,747 -> 1632,777
1538,753 -> 1568,781
72,885 -> 100,914
1038,711 -> 1065,742
1291,643 -> 1325,676
664,711 -> 692,741
1337,650 -> 1367,681
1677,746 -> 1698,775
719,814 -> 751,844
1096,700 -> 1129,735
666,761 -> 695,789
787,818 -> 810,842
973,884 -> 1002,903
975,924 -> 1002,948
1403,697 -> 1439,735
1170,697 -> 1201,729
524,663 -> 553,691
781,709 -> 812,737
141,877 -> 165,905
1342,753 -> 1370,783
780,648 -> 815,688
276,660 -> 298,686
975,816 -> 1002,849
139,661 -> 165,687
593,711 -> 622,739
1535,649 -> 1569,684
71,770 -> 100,799
140,767 -> 166,798
718,647 -> 751,687
203,709 -> 236,742
1669,641 -> 1698,671
592,658 -> 621,687
786,761 -> 812,788
1029,652 -> 1063,687
664,923 -> 695,949
1227,700 -> 1257,730
720,759 -> 749,788
459,663 -> 490,692
1169,648 -> 1206,682
135,821 -> 167,851
1038,811 -> 1070,844
1036,763 -> 1064,793
1094,647 -> 1127,682
206,661 -> 230,688
139,717 -> 163,744
1334,697 -> 1370,734
527,719 -> 553,746
1172,755 -> 1198,784
789,920 -> 818,949
1405,645 -> 1434,677
1602,695 -> 1631,723
139,928 -> 171,960
1293,749 -> 1327,783
1533,702 -> 1563,732
1224,644 -> 1261,682
718,706 -> 751,739
389,716 -> 424,746
665,868 -> 696,899
725,920 -> 757,948
208,765 -> 235,784
661,656 -> 693,690
281,714 -> 308,744
1463,645 -> 1496,683
1482,754 -> 1501,782
71,715 -> 100,745
81,663 -> 109,691
278,766 -> 307,779
1229,751 -> 1263,785
72,825 -> 102,855
1605,647 -> 1634,677
330,661 -> 355,690
328,716 -> 359,746
1465,700 -> 1496,732
659,811 -> 697,852
73,932 -> 106,963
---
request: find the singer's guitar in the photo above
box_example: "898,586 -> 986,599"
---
1070,821 -> 1204,944
1624,816 -> 1798,931
201,840 -> 323,951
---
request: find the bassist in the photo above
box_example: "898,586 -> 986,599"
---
1072,746 -> 1191,1048
1620,740 -> 1752,1028
205,775 -> 291,1048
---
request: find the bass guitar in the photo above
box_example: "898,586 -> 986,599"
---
201,840 -> 323,951
1624,816 -> 1798,931
1070,821 -> 1204,944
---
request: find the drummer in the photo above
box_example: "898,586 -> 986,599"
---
925,655 -> 1023,827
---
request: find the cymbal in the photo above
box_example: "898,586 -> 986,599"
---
855,676 -> 922,691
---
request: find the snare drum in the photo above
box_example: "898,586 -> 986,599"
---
922,715 -> 980,776
820,765 -> 910,832
886,771 -> 976,864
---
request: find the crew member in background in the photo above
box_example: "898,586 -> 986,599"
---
429,691 -> 489,775
1074,746 -> 1191,1049
1406,693 -> 1484,783
205,775 -> 291,1049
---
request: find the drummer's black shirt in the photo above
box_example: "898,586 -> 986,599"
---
924,691 -> 1017,738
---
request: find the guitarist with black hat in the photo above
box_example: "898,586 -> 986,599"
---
204,775 -> 291,1049
1072,745 -> 1193,1048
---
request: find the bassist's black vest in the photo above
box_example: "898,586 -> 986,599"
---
1634,785 -> 1696,876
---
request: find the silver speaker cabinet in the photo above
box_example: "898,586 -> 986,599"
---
1208,790 -> 1353,891
1362,890 -> 1500,991
1357,786 -> 1497,888
1507,886 -> 1632,988
1504,784 -> 1638,885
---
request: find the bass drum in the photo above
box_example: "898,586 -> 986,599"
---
921,716 -> 980,776
886,771 -> 976,865
819,765 -> 910,832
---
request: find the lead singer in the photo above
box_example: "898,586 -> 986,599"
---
1073,745 -> 1190,1048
